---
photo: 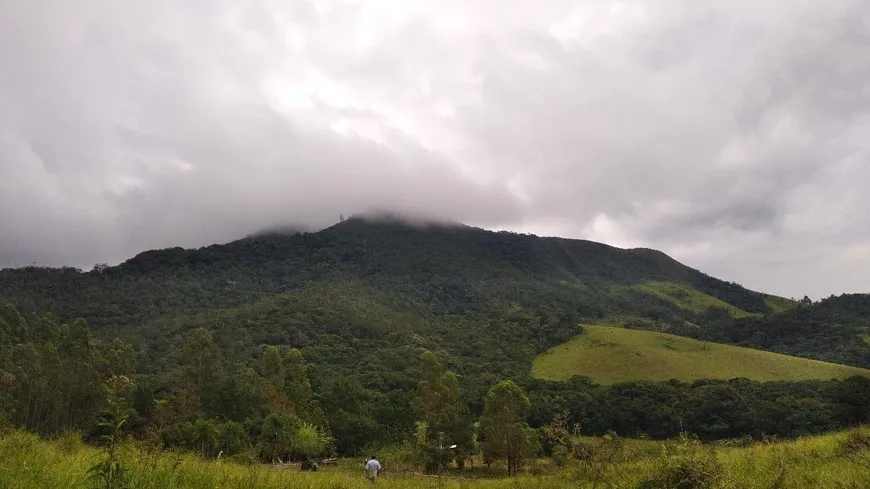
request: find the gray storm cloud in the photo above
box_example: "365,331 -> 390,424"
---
1,0 -> 869,299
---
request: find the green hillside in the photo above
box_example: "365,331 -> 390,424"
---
703,293 -> 870,368
531,325 -> 870,384
3,215 -> 870,456
628,281 -> 754,318
0,215 -> 779,332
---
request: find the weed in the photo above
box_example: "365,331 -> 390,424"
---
641,433 -> 725,489
840,427 -> 870,454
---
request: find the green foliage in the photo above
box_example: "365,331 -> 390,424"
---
704,293 -> 870,369
480,380 -> 539,476
410,351 -> 473,472
631,281 -> 752,318
541,411 -> 575,465
641,433 -> 725,489
0,313 -> 134,437
526,375 -> 870,442
1,218 -> 869,459
294,421 -> 330,460
87,376 -> 134,489
257,413 -> 295,462
4,427 -> 870,488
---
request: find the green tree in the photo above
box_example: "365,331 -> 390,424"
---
217,421 -> 247,456
411,351 -> 473,471
284,348 -> 317,420
260,346 -> 285,386
180,328 -> 222,416
479,380 -> 539,476
293,420 -> 329,460
258,413 -> 295,463
193,418 -> 219,456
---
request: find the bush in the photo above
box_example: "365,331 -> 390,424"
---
641,434 -> 725,489
551,443 -> 569,466
55,431 -> 85,453
841,427 -> 870,454
572,440 -> 595,460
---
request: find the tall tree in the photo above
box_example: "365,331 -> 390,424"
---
179,328 -> 222,416
479,380 -> 539,476
0,309 -> 133,436
412,351 -> 473,471
285,348 -> 318,421
259,346 -> 294,415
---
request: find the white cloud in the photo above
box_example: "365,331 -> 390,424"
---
1,0 -> 869,299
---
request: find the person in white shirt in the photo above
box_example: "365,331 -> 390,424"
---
365,455 -> 382,482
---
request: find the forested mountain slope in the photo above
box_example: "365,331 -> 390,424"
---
702,293 -> 870,368
4,215 -> 870,453
0,215 -> 775,330
0,216 -> 799,390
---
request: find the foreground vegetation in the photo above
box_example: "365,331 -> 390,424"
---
2,427 -> 869,488
531,325 -> 870,384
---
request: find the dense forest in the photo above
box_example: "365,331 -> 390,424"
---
2,216 -> 869,469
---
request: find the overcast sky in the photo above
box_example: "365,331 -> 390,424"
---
1,0 -> 868,299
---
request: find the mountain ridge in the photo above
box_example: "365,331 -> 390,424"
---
3,216 -> 870,451
0,215 -> 783,321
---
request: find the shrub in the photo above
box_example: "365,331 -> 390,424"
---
641,434 -> 725,489
293,421 -> 330,460
572,440 -> 595,460
551,443 -> 569,466
841,427 -> 870,454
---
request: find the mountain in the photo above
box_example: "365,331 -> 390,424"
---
3,214 -> 870,449
0,215 -> 781,327
0,215 -> 824,383
0,215 -> 783,370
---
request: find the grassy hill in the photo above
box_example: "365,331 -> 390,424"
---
628,281 -> 755,318
531,325 -> 870,384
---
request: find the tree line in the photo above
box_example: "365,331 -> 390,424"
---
3,303 -> 869,475
0,305 -> 539,471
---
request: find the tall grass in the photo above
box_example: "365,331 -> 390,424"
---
1,427 -> 869,488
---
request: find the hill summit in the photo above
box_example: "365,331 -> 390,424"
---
1,216 -> 782,330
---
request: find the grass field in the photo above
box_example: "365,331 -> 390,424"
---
531,325 -> 870,384
630,281 -> 753,317
763,294 -> 799,313
1,428 -> 869,488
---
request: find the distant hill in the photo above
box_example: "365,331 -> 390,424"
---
0,215 -> 782,328
702,293 -> 870,368
531,324 -> 870,384
0,216 -> 860,399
